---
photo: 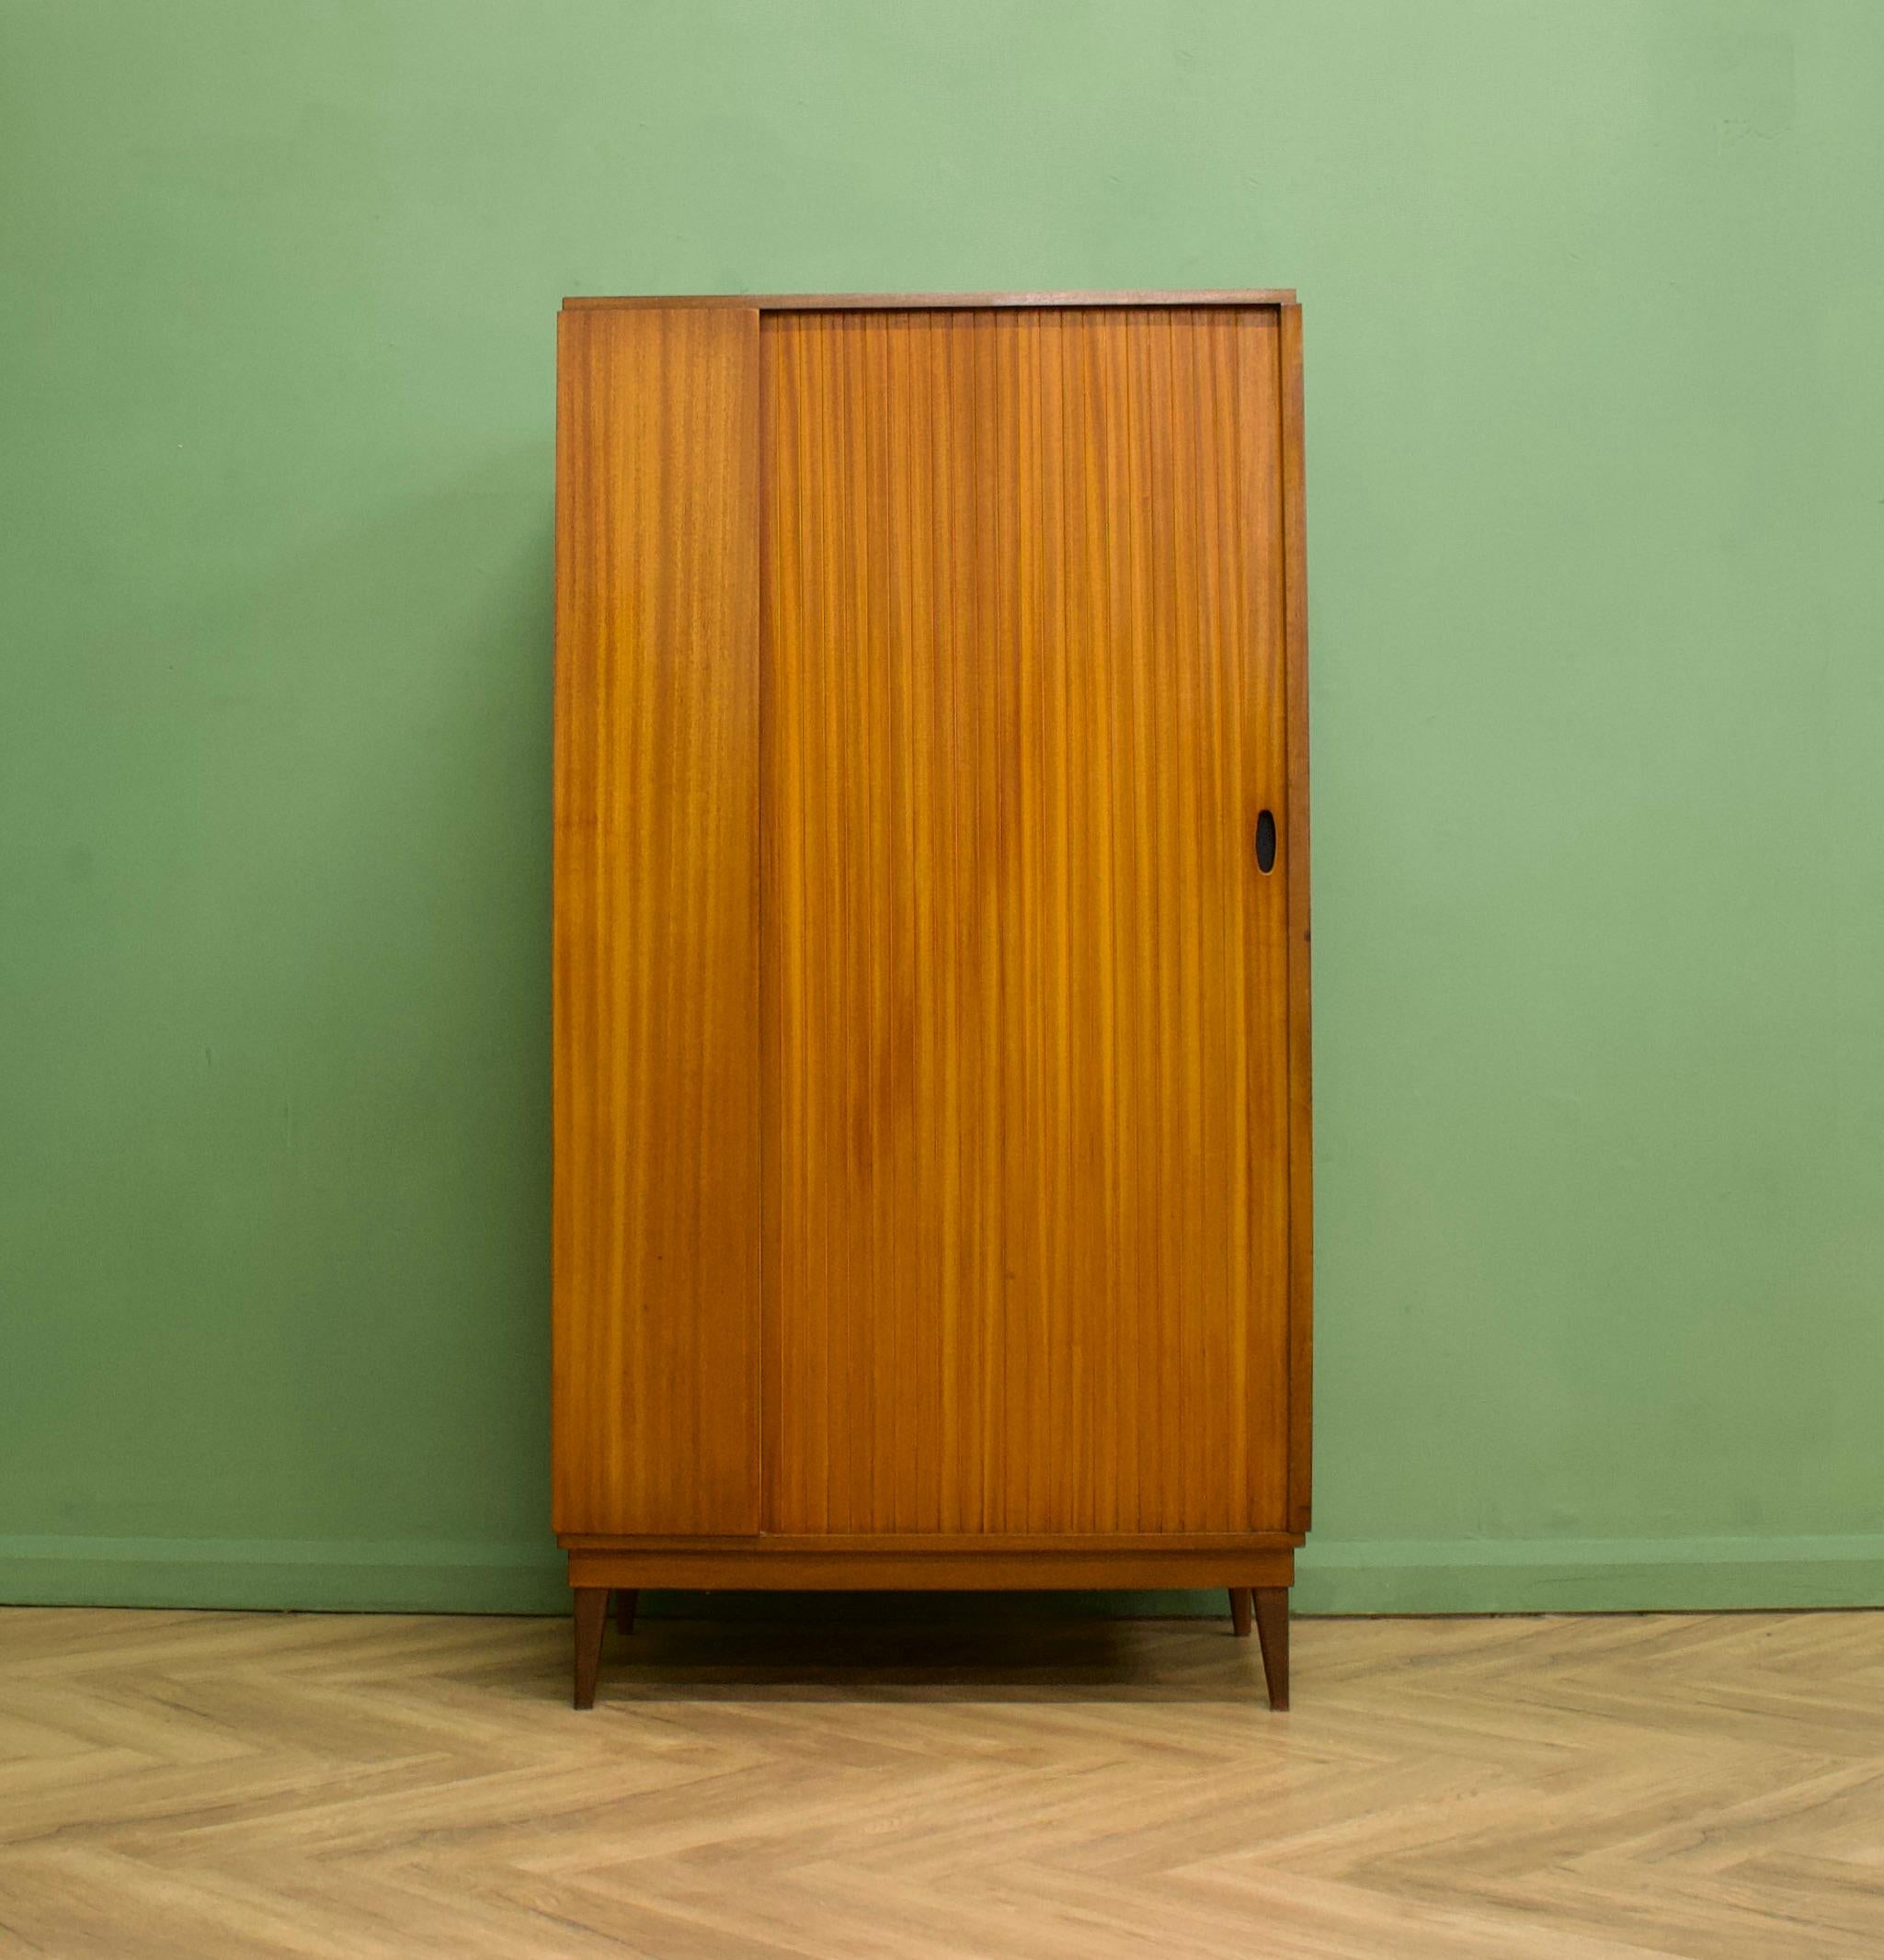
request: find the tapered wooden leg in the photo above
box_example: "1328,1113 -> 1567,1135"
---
572,1587 -> 608,1710
1228,1588 -> 1253,1637
1252,1586 -> 1290,1710
613,1588 -> 638,1636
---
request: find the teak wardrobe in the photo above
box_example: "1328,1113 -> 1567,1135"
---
553,291 -> 1311,1707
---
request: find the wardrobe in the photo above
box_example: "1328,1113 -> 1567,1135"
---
552,292 -> 1311,1707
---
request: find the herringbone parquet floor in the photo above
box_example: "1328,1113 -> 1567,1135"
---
1,1605 -> 1879,1957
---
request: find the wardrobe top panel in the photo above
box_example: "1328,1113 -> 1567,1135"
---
563,290 -> 1296,313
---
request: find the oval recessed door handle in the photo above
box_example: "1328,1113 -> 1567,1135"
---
1255,809 -> 1277,874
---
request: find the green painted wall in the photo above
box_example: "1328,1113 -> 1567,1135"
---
4,0 -> 1881,1619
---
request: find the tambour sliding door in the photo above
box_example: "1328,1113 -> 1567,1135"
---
553,293 -> 1310,1709
761,307 -> 1291,1537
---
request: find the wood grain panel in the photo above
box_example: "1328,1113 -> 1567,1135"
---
552,305 -> 760,1535
762,307 -> 1290,1537
561,1533 -> 1302,1552
567,1548 -> 1296,1591
565,289 -> 1297,312
1280,302 -> 1315,1536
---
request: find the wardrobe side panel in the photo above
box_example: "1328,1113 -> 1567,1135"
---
552,306 -> 761,1535
1279,302 -> 1313,1536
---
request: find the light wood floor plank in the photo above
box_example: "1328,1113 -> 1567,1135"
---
1,1606 -> 1879,1957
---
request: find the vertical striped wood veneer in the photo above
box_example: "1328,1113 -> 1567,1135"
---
761,308 -> 1291,1536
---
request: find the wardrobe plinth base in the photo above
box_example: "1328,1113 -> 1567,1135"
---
561,1540 -> 1298,1709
